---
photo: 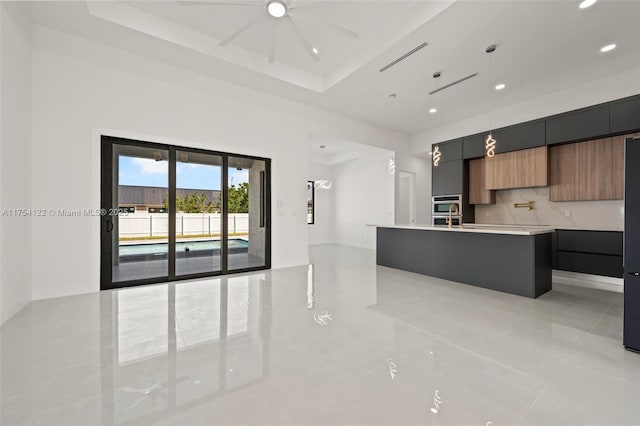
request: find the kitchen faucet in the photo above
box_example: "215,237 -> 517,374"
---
447,203 -> 460,228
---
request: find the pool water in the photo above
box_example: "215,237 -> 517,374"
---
120,239 -> 248,257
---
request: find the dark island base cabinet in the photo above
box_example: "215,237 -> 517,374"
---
376,227 -> 552,298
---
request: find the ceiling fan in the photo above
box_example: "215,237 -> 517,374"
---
177,0 -> 359,63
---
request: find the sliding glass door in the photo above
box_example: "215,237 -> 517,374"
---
175,150 -> 223,277
101,136 -> 271,290
227,156 -> 268,271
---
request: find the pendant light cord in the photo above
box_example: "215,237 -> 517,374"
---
488,50 -> 494,135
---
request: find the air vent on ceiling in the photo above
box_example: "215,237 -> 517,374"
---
379,42 -> 428,72
429,73 -> 479,95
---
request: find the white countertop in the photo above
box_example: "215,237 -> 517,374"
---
370,223 -> 555,236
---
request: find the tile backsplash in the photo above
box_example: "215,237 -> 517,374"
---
474,187 -> 624,231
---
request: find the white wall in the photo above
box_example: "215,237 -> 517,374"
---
0,2 -> 32,325
332,149 -> 395,250
29,25 -> 414,301
411,67 -> 640,155
307,163 -> 334,245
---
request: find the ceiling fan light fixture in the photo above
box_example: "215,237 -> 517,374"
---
267,0 -> 287,18
579,0 -> 597,9
600,43 -> 616,53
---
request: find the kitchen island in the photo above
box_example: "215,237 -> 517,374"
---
375,224 -> 554,298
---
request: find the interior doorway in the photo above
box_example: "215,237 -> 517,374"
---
398,171 -> 416,225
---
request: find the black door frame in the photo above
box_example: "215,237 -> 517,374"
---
100,135 -> 272,290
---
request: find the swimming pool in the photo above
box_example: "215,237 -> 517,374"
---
119,239 -> 248,262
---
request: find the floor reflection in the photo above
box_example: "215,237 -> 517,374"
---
100,274 -> 271,425
2,246 -> 639,426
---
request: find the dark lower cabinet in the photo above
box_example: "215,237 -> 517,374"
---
554,230 -> 623,278
557,229 -> 622,256
557,251 -> 623,278
546,105 -> 610,145
611,96 -> 640,134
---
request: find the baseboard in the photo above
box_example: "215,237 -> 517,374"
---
552,270 -> 623,293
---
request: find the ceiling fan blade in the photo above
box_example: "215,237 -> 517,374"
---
284,16 -> 319,62
219,16 -> 264,46
177,1 -> 262,6
287,12 -> 358,39
268,22 -> 278,64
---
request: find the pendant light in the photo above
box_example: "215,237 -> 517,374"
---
485,44 -> 497,158
431,71 -> 443,167
432,146 -> 442,167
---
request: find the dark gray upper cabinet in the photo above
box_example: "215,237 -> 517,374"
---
493,120 -> 545,154
432,160 -> 463,196
432,162 -> 447,196
546,105 -> 610,145
611,95 -> 640,134
445,160 -> 464,195
432,139 -> 462,163
463,134 -> 485,159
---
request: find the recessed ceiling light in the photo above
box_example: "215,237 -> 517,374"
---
267,1 -> 287,18
312,47 -> 319,55
600,43 -> 616,53
495,83 -> 506,90
429,108 -> 437,114
579,0 -> 597,9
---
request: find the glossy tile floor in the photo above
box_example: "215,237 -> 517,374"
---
2,245 -> 639,426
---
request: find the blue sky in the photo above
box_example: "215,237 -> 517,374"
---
119,156 -> 249,190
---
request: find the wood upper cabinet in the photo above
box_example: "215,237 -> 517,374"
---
549,143 -> 579,201
469,158 -> 495,205
485,146 -> 548,190
549,135 -> 625,201
612,137 -> 625,200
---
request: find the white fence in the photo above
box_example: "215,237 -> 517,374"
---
119,213 -> 249,238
